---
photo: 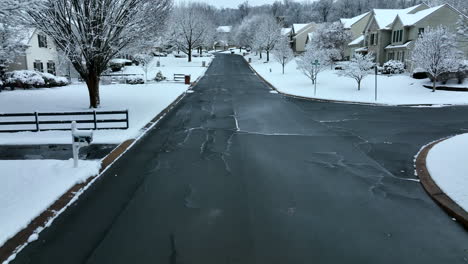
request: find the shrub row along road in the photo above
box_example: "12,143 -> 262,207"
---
13,54 -> 468,264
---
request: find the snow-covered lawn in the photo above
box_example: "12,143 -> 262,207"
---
0,159 -> 101,247
0,55 -> 211,145
426,134 -> 468,212
0,55 -> 212,252
247,55 -> 468,106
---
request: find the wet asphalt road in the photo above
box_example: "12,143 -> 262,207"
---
12,54 -> 468,264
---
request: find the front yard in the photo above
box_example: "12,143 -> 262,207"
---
247,55 -> 468,106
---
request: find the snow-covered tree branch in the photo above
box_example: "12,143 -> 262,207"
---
28,0 -> 172,108
337,53 -> 375,91
168,3 -> 216,62
252,15 -> 281,62
273,36 -> 294,74
412,26 -> 462,92
296,43 -> 330,85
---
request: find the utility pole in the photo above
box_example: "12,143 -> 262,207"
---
375,64 -> 378,101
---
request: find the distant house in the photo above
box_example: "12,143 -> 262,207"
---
214,26 -> 233,51
358,3 -> 467,69
290,23 -> 317,53
340,12 -> 372,59
8,28 -> 78,78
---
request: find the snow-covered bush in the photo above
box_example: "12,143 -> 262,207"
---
438,60 -> 468,84
154,71 -> 166,82
125,75 -> 145,84
39,72 -> 69,87
4,70 -> 46,88
4,71 -> 69,88
337,53 -> 375,91
382,60 -> 405,74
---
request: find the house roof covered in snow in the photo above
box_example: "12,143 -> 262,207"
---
216,26 -> 232,33
292,24 -> 309,34
370,4 -> 429,30
281,27 -> 292,36
340,12 -> 369,29
395,4 -> 456,27
348,35 -> 364,46
385,41 -> 413,49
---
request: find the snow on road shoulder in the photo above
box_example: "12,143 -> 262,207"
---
0,159 -> 101,247
426,134 -> 468,212
247,55 -> 468,106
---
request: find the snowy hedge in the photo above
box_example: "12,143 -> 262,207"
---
382,60 -> 405,74
125,75 -> 145,84
3,71 -> 69,89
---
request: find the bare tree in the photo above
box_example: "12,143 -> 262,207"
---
297,43 -> 330,85
29,0 -> 172,108
315,0 -> 334,22
412,26 -> 462,92
337,53 -> 375,90
169,3 -> 216,62
273,36 -> 294,74
253,15 -> 282,62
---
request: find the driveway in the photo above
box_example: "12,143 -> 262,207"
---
12,54 -> 468,264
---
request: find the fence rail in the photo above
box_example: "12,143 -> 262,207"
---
0,110 -> 129,133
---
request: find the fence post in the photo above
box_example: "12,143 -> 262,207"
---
125,109 -> 129,129
34,111 -> 39,132
93,110 -> 97,130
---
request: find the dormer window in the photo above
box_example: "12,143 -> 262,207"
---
418,28 -> 425,36
38,34 -> 47,48
392,30 -> 403,43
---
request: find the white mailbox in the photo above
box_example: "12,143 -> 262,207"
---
71,121 -> 93,168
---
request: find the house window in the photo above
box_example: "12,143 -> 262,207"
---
401,51 -> 405,62
375,33 -> 379,45
392,30 -> 403,43
47,61 -> 56,75
33,61 -> 44,72
38,34 -> 47,48
388,52 -> 394,60
418,28 -> 425,36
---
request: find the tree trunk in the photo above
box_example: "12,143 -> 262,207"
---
267,51 -> 270,62
357,80 -> 361,91
282,64 -> 285,74
86,72 -> 100,108
432,78 -> 436,92
188,45 -> 192,62
260,52 -> 262,59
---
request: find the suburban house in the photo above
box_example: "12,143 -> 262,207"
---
8,28 -> 78,78
290,23 -> 317,53
214,26 -> 232,50
340,12 -> 372,59
8,28 -> 60,75
352,3 -> 467,69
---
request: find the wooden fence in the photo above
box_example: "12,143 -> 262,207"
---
0,110 -> 129,133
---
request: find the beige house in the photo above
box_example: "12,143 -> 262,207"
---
355,3 -> 467,69
290,23 -> 317,53
340,12 -> 372,59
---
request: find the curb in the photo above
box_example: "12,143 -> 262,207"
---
415,137 -> 468,230
0,77 -> 203,264
242,56 -> 463,108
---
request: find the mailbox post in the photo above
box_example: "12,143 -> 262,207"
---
71,121 -> 93,168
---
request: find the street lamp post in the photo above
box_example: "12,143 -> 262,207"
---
375,64 -> 378,101
312,59 -> 320,96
